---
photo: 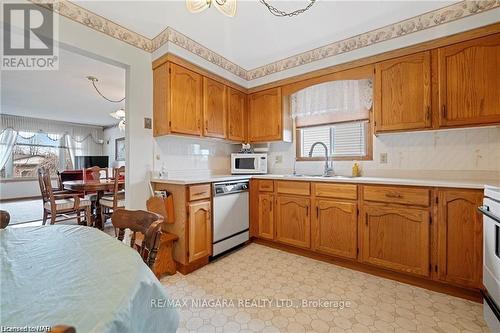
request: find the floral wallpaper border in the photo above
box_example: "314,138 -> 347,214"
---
31,0 -> 500,81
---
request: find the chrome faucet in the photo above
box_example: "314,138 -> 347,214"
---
308,141 -> 334,177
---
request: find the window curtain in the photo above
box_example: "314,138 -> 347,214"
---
0,128 -> 18,170
291,79 -> 373,120
1,114 -> 104,169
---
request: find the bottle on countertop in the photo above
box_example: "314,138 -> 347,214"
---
352,162 -> 361,177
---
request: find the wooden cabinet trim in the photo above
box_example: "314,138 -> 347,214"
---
188,184 -> 211,201
363,185 -> 430,207
188,200 -> 212,262
203,77 -> 227,138
275,195 -> 311,249
313,182 -> 357,200
276,180 -> 310,196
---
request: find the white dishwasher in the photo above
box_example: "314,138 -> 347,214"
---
212,180 -> 249,257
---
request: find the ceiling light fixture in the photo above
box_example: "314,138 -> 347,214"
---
110,108 -> 126,131
86,75 -> 125,103
186,0 -> 237,17
185,0 -> 316,17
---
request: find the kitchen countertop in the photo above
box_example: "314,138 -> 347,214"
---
151,174 -> 500,189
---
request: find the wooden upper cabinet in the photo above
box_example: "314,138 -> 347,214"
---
313,199 -> 357,260
188,200 -> 212,262
203,77 -> 227,138
257,193 -> 274,240
437,33 -> 500,127
248,87 -> 283,142
361,204 -> 430,277
227,88 -> 247,142
374,51 -> 431,132
437,189 -> 483,288
275,195 -> 310,249
170,63 -> 203,136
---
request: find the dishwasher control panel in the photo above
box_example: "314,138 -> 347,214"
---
213,181 -> 249,196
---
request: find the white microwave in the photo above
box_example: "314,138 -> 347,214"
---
231,153 -> 268,174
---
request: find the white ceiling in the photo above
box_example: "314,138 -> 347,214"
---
1,48 -> 125,126
75,0 -> 455,69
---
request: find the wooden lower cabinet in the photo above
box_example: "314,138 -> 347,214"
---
188,200 -> 212,263
258,193 -> 274,240
312,199 -> 357,259
361,204 -> 430,277
275,195 -> 311,249
437,189 -> 483,288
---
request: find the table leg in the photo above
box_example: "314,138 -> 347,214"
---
95,190 -> 104,229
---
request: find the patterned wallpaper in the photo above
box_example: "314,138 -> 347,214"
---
31,0 -> 500,81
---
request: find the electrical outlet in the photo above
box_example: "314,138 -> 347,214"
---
144,117 -> 152,129
155,154 -> 161,160
275,155 -> 283,164
380,153 -> 388,164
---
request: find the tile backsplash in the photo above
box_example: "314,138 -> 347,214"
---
153,127 -> 500,181
268,126 -> 500,180
153,135 -> 240,178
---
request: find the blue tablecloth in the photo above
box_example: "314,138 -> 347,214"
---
0,225 -> 178,333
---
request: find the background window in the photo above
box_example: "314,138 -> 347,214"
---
298,120 -> 368,160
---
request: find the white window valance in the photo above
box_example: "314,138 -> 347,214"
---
0,114 -> 104,143
291,79 -> 373,119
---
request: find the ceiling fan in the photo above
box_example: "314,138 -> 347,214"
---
186,0 -> 317,18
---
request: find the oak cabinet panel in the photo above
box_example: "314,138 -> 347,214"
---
363,185 -> 430,207
248,87 -> 283,142
227,88 -> 247,142
313,199 -> 357,259
188,200 -> 212,262
437,189 -> 483,288
361,204 -> 430,276
258,193 -> 274,240
203,77 -> 227,138
375,51 -> 431,132
276,195 -> 310,249
170,63 -> 203,136
438,33 -> 500,127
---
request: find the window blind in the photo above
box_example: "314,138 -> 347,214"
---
299,120 -> 367,158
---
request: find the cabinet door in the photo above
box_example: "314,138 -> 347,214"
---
361,204 -> 430,276
275,195 -> 310,249
203,77 -> 227,138
258,193 -> 274,240
313,199 -> 357,259
227,88 -> 247,142
170,63 -> 203,136
437,190 -> 483,288
248,87 -> 282,142
188,200 -> 211,262
374,51 -> 431,132
438,33 -> 500,127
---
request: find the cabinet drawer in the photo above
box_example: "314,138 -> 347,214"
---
188,184 -> 211,201
363,185 -> 430,206
314,183 -> 357,200
258,180 -> 274,192
276,181 -> 310,196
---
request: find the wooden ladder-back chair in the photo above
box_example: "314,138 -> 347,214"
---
111,209 -> 163,269
100,166 -> 125,228
38,167 -> 92,226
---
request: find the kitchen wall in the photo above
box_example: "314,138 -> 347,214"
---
153,136 -> 240,179
267,126 -> 500,181
103,126 -> 126,168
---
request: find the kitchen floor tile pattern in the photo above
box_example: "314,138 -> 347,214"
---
161,244 -> 489,333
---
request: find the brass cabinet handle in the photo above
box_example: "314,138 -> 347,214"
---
193,191 -> 207,196
385,192 -> 403,199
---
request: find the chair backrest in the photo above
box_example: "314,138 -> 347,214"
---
83,166 -> 104,181
49,325 -> 76,333
55,171 -> 64,191
0,210 -> 10,229
38,167 -> 54,204
112,166 -> 125,207
111,209 -> 163,268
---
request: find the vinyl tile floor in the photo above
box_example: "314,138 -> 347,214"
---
161,243 -> 489,333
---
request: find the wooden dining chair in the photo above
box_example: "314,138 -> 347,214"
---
0,210 -> 10,229
83,166 -> 108,181
38,168 -> 93,226
111,209 -> 163,269
100,166 -> 125,228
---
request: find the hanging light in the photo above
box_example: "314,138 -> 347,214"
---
118,119 -> 126,131
186,0 -> 237,17
110,108 -> 126,119
86,75 -> 125,103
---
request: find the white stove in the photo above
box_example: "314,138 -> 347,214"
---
479,186 -> 500,333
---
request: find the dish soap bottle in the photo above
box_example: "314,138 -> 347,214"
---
352,162 -> 361,177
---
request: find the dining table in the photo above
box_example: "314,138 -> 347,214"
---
0,225 -> 179,333
63,179 -> 124,229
